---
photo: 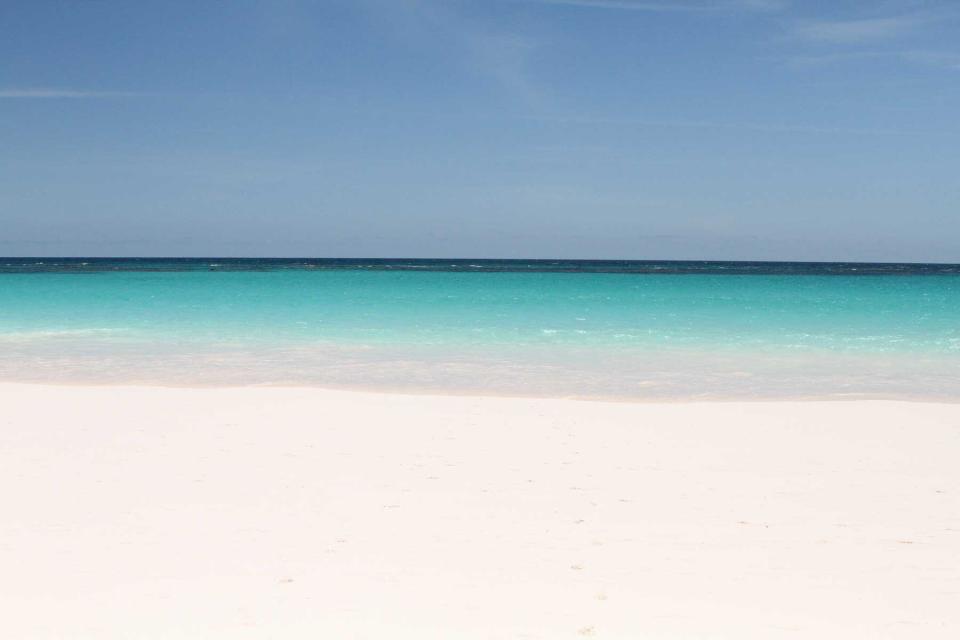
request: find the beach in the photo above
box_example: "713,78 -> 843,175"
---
3,383 -> 958,638
8,0 -> 960,635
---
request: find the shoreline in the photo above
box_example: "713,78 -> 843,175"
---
3,383 -> 959,638
2,378 -> 959,405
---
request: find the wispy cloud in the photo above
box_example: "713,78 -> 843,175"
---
791,14 -> 926,44
539,114 -> 924,136
784,4 -> 960,71
465,32 -> 542,105
360,1 -> 544,107
0,88 -> 140,98
521,0 -> 786,12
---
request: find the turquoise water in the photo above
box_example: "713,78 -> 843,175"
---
2,259 -> 959,399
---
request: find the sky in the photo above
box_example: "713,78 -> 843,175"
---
1,0 -> 958,261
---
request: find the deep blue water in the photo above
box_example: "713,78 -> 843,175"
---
3,257 -> 959,275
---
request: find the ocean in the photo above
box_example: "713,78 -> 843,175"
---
1,258 -> 958,400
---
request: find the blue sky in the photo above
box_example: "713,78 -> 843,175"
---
1,0 -> 958,260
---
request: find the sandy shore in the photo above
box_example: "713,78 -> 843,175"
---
2,384 -> 958,638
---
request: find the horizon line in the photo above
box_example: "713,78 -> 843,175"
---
2,256 -> 959,266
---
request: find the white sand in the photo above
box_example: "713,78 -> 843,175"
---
1,383 -> 958,639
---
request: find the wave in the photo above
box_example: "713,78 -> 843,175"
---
0,328 -> 129,342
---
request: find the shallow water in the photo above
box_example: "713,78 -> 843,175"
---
2,258 -> 958,399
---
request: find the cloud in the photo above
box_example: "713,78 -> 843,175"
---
791,14 -> 926,44
520,0 -> 786,12
465,32 -> 542,105
782,5 -> 960,71
538,114 -> 921,136
0,88 -> 140,98
359,1 -> 544,106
